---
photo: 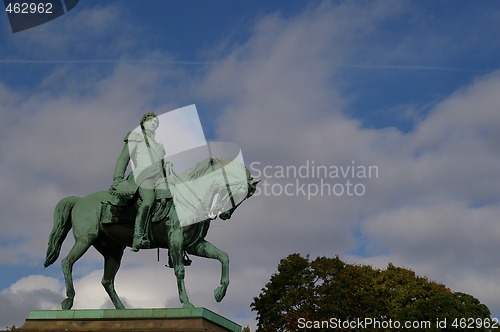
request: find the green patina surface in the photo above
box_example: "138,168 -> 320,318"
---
28,308 -> 241,332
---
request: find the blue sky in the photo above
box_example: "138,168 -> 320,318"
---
1,0 -> 500,329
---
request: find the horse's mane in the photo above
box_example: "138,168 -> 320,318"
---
182,158 -> 234,181
179,157 -> 257,199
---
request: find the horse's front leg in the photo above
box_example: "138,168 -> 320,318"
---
168,221 -> 194,308
187,240 -> 229,302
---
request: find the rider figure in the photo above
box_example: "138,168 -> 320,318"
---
110,112 -> 170,252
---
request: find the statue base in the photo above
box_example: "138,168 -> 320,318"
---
19,308 -> 242,332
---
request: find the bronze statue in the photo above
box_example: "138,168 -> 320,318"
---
44,112 -> 259,310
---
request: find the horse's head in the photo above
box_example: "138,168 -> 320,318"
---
216,176 -> 260,221
206,162 -> 259,221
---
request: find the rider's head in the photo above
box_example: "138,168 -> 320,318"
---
140,112 -> 158,127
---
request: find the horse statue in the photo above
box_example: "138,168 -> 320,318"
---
44,157 -> 258,310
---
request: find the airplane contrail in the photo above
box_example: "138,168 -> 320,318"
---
0,58 -> 216,65
337,64 -> 491,73
0,58 -> 493,72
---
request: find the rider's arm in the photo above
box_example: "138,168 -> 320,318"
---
113,144 -> 130,183
113,132 -> 137,184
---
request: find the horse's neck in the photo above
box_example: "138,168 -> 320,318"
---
178,159 -> 246,199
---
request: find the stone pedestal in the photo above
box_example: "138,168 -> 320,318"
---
19,308 -> 242,332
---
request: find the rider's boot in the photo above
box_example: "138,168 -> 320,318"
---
132,205 -> 151,252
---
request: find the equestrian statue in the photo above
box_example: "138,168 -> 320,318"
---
43,112 -> 259,310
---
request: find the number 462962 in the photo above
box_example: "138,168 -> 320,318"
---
5,2 -> 53,14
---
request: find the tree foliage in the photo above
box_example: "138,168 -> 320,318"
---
251,254 -> 491,332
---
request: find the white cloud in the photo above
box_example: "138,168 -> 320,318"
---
197,0 -> 500,320
0,276 -> 62,328
0,58 -> 185,263
8,275 -> 61,294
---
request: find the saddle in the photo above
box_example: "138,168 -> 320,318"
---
100,177 -> 173,225
99,195 -> 172,225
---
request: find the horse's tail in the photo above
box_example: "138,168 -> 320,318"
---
44,196 -> 80,268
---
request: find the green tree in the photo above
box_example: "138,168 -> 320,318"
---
251,254 -> 316,332
251,254 -> 491,332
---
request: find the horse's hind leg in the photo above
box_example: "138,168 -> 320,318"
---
61,239 -> 93,310
94,239 -> 126,309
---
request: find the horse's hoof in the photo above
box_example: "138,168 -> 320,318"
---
182,302 -> 195,308
61,298 -> 73,310
214,286 -> 227,302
